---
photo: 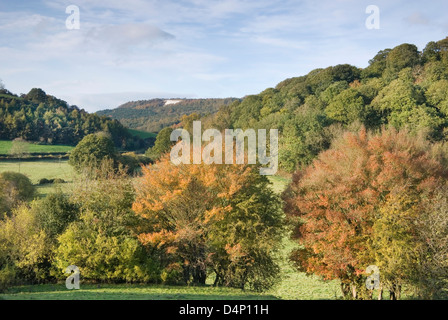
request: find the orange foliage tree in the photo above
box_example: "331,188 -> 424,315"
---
133,154 -> 284,290
283,128 -> 448,299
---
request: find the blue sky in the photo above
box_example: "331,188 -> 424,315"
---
0,0 -> 447,112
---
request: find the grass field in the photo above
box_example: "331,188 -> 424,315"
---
0,140 -> 73,155
128,129 -> 157,139
0,160 -> 75,197
0,160 -> 346,300
0,160 -> 74,184
0,284 -> 279,300
268,175 -> 291,194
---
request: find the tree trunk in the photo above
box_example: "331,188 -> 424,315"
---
378,285 -> 383,300
389,283 -> 401,300
192,266 -> 207,285
340,283 -> 351,299
352,285 -> 357,300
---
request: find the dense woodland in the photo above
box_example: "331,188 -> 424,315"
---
97,98 -> 239,132
199,37 -> 448,172
0,87 -> 142,149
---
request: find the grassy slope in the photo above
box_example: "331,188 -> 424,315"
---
0,160 -> 75,198
0,284 -> 279,300
128,129 -> 157,139
0,160 -> 74,184
0,140 -> 73,155
0,165 -> 343,300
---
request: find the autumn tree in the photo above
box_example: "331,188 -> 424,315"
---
133,154 -> 284,290
283,127 -> 448,299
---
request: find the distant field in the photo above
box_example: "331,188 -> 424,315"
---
0,160 -> 74,184
268,175 -> 291,194
128,129 -> 157,139
0,140 -> 73,155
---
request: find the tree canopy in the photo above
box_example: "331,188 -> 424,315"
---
0,87 -> 138,149
199,36 -> 448,173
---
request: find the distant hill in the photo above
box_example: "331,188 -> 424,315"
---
96,98 -> 240,132
0,87 -> 146,150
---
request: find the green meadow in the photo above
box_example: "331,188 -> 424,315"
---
0,160 -> 75,198
0,140 -> 73,155
128,129 -> 157,140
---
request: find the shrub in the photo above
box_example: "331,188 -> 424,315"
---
38,178 -> 51,185
0,264 -> 17,292
0,172 -> 36,215
35,191 -> 79,239
53,161 -> 158,283
69,133 -> 118,175
0,205 -> 51,284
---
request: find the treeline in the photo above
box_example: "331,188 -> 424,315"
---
97,98 -> 239,133
200,37 -> 448,172
0,87 -> 143,149
0,158 -> 283,292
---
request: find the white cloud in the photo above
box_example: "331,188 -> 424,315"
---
84,23 -> 175,53
1,0 -> 448,113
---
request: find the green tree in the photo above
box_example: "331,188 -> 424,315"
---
422,41 -> 442,63
369,191 -> 421,300
68,133 -> 118,174
362,49 -> 391,78
325,88 -> 369,125
280,105 -> 330,172
35,191 -> 79,239
54,161 -> 156,282
0,172 -> 36,215
413,186 -> 448,299
371,70 -> 445,138
8,138 -> 30,173
180,113 -> 201,134
145,127 -> 174,160
426,80 -> 448,115
0,205 -> 50,287
25,88 -> 47,103
385,43 -> 420,77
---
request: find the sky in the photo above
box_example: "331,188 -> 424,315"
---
0,0 -> 447,112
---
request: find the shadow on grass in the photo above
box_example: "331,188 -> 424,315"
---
0,284 -> 281,301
